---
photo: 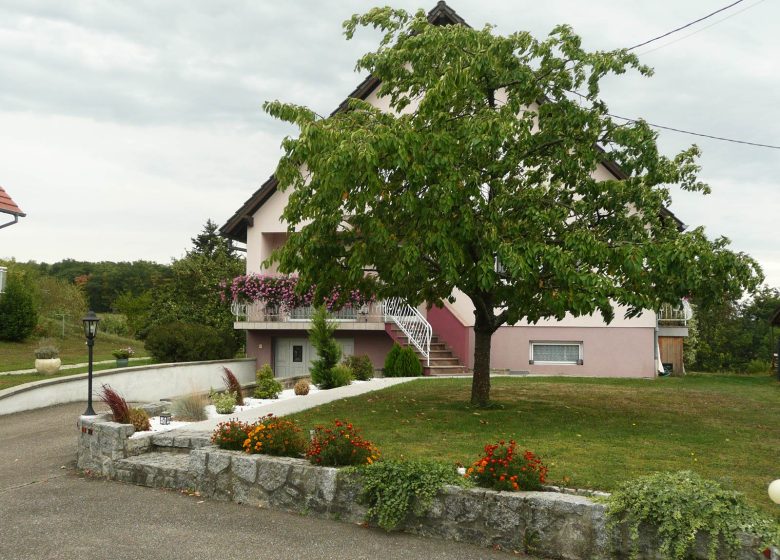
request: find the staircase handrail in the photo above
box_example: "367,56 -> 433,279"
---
383,297 -> 432,366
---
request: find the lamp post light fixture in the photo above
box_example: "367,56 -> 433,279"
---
770,479 -> 780,505
82,310 -> 100,416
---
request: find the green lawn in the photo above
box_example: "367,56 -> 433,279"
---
0,358 -> 154,392
0,331 -> 148,373
289,374 -> 780,519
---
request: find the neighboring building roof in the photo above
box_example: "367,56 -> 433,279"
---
220,0 -> 683,242
0,186 -> 25,217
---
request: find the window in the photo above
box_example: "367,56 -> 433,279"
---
530,342 -> 582,365
292,345 -> 303,363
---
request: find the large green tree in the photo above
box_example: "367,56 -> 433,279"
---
265,7 -> 761,405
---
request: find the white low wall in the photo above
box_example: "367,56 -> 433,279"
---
0,359 -> 256,416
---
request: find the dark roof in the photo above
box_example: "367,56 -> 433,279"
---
220,2 -> 466,243
221,0 -> 684,241
0,186 -> 25,217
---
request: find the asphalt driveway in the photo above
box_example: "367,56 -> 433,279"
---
0,402 -> 523,560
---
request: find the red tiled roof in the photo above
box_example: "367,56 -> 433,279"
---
0,186 -> 25,217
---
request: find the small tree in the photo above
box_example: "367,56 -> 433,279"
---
396,346 -> 423,377
265,7 -> 761,405
383,343 -> 402,377
309,306 -> 342,388
0,271 -> 38,342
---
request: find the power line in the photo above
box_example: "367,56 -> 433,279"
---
626,0 -> 746,51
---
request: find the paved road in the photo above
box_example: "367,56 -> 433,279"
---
0,402 -> 525,560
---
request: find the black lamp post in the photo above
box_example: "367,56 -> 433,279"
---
82,310 -> 100,416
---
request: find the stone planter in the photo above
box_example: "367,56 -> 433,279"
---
115,358 -> 129,367
35,358 -> 61,375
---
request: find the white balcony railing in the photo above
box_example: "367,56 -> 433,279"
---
232,301 -> 386,323
657,301 -> 693,326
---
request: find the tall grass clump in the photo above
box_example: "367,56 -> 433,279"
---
222,366 -> 244,405
172,392 -> 208,421
99,384 -> 130,423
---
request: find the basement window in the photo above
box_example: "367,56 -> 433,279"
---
530,342 -> 583,365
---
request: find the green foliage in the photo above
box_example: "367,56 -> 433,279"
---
34,339 -> 59,359
294,379 -> 310,395
34,275 -> 88,331
113,290 -> 153,337
127,407 -> 151,432
343,354 -> 374,381
171,393 -> 208,421
383,344 -> 403,377
357,460 -> 469,531
98,314 -> 130,337
265,7 -> 761,405
308,306 -> 342,388
210,390 -> 237,414
330,363 -> 354,388
605,471 -> 780,560
254,364 -> 283,399
0,271 -> 38,342
396,346 -> 422,377
144,321 -> 236,363
745,359 -> 770,374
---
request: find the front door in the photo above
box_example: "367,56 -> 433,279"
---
274,337 -> 355,378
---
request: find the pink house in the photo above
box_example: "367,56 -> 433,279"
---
220,2 -> 689,379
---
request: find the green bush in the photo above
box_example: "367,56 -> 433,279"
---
144,321 -> 236,363
344,354 -> 374,381
254,364 -> 282,399
396,346 -> 423,376
34,339 -> 60,359
745,359 -> 769,374
309,306 -> 343,388
0,273 -> 38,342
358,460 -> 470,531
383,343 -> 402,377
330,364 -> 353,388
210,390 -> 236,414
171,393 -> 208,421
605,470 -> 780,560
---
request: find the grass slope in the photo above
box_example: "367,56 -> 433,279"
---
289,374 -> 780,519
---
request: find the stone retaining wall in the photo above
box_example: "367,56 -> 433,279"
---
76,415 -> 777,560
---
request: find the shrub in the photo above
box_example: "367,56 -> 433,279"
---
745,359 -> 769,374
99,314 -> 130,337
294,379 -> 310,395
255,365 -> 283,399
172,393 -> 208,421
358,460 -> 469,531
34,339 -> 59,359
383,344 -> 402,377
222,366 -> 244,405
210,390 -> 236,414
344,354 -> 374,381
99,384 -> 130,424
211,419 -> 251,451
242,414 -> 306,457
309,306 -> 342,388
0,272 -> 38,342
605,470 -> 780,560
330,364 -> 353,388
466,441 -> 547,492
307,419 -> 380,466
127,407 -> 151,431
396,346 -> 423,376
144,321 -> 236,363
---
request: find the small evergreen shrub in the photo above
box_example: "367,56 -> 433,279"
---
358,460 -> 470,531
383,344 -> 402,377
127,407 -> 151,431
0,273 -> 38,342
242,414 -> 306,457
466,440 -> 547,491
172,392 -> 208,421
222,366 -> 244,405
34,339 -> 60,359
330,364 -> 353,388
254,364 -> 282,399
605,470 -> 780,560
294,379 -> 310,395
396,346 -> 423,376
145,321 -> 236,363
309,306 -> 342,388
210,390 -> 236,414
307,419 -> 380,466
344,354 -> 374,380
211,419 -> 251,451
99,384 -> 130,424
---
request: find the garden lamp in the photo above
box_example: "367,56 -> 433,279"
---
770,479 -> 780,505
82,311 -> 100,416
160,412 -> 171,426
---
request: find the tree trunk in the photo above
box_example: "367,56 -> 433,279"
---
471,315 -> 494,407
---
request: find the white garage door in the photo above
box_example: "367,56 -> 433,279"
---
274,337 -> 354,378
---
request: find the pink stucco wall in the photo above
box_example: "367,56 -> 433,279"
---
426,304 -> 470,365
489,326 -> 656,378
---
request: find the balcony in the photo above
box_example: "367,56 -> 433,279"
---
231,301 -> 388,330
657,301 -> 693,326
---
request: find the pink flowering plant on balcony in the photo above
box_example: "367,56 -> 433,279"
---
220,274 -> 374,311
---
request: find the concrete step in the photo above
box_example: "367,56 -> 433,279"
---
114,451 -> 196,490
425,365 -> 470,376
426,357 -> 462,366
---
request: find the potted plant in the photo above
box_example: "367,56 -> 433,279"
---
112,346 -> 135,367
34,341 -> 61,375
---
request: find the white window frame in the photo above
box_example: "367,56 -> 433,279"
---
529,341 -> 583,365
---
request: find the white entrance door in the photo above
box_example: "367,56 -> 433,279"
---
274,337 -> 355,378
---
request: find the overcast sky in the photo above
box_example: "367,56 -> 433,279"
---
0,0 -> 778,287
